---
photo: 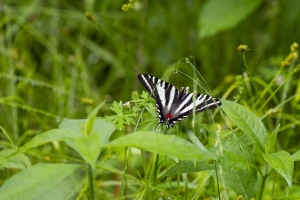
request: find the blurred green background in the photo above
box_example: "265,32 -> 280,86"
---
1,0 -> 299,156
1,0 -> 300,199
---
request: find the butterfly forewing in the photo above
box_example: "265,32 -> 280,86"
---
137,74 -> 222,132
138,74 -> 179,119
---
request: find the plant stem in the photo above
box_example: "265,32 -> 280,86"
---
257,176 -> 266,200
215,161 -> 221,200
87,163 -> 95,200
177,160 -> 181,199
257,164 -> 269,200
242,53 -> 256,100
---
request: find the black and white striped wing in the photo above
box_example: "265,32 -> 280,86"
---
167,92 -> 222,126
137,74 -> 178,123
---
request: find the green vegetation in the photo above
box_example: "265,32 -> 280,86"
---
1,0 -> 300,199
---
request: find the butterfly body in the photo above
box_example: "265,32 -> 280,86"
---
138,74 -> 221,133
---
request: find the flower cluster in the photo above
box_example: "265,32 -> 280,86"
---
281,42 -> 298,67
122,0 -> 135,12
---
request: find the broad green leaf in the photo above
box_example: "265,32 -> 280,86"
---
105,132 -> 217,160
221,99 -> 267,151
76,134 -> 102,169
220,151 -> 249,171
0,163 -> 86,200
199,0 -> 262,38
60,118 -> 115,153
14,129 -> 79,155
292,149 -> 300,162
224,169 -> 257,198
160,151 -> 248,178
263,150 -> 294,187
60,118 -> 114,145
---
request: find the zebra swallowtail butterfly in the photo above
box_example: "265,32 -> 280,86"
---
138,74 -> 222,133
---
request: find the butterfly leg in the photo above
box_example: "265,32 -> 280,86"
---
153,122 -> 162,132
164,125 -> 170,134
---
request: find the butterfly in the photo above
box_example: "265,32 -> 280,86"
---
138,74 -> 222,133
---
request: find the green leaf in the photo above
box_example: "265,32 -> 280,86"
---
224,169 -> 257,198
75,134 -> 101,169
0,149 -> 31,169
220,151 -> 249,171
160,151 -> 248,178
84,101 -> 106,136
60,118 -> 115,151
59,119 -> 114,165
15,129 -> 79,155
268,124 -> 280,153
105,132 -> 217,160
106,101 -> 136,129
292,149 -> 300,162
221,99 -> 267,151
263,150 -> 294,187
199,0 -> 262,38
0,163 -> 86,200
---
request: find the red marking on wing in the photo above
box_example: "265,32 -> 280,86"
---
166,113 -> 173,120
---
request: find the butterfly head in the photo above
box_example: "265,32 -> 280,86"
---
155,113 -> 174,134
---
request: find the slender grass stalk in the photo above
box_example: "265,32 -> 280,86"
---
121,8 -> 130,199
151,153 -> 159,184
241,53 -> 256,102
125,11 -> 129,100
177,160 -> 181,199
215,161 -> 221,200
182,173 -> 188,200
4,6 -> 19,141
254,66 -> 284,109
275,60 -> 296,126
121,145 -> 129,198
0,125 -> 17,149
257,63 -> 300,113
141,149 -> 150,199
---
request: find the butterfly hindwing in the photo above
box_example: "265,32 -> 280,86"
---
137,74 -> 222,132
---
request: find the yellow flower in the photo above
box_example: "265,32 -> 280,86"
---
122,4 -> 129,12
237,45 -> 249,53
281,42 -> 298,67
85,12 -> 96,22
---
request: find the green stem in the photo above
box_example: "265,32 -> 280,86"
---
215,161 -> 221,200
257,164 -> 269,200
242,53 -> 256,100
121,146 -> 130,198
5,6 -> 19,141
87,164 -> 95,200
257,176 -> 266,200
254,66 -> 284,109
177,160 -> 181,199
275,60 -> 295,125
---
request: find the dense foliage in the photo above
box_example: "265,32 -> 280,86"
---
1,0 -> 300,199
